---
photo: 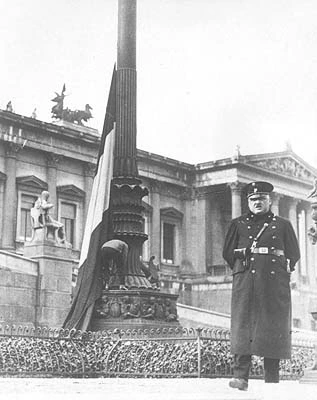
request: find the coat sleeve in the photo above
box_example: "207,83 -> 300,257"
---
284,220 -> 300,271
223,220 -> 239,269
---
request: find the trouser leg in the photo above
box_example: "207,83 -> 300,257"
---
233,354 -> 251,381
264,358 -> 280,383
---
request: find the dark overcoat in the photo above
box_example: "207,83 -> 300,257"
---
223,211 -> 300,359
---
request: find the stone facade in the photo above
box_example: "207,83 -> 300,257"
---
1,109 -> 317,331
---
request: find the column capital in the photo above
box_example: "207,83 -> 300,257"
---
228,181 -> 244,193
84,162 -> 96,178
287,197 -> 300,208
4,142 -> 23,158
46,153 -> 63,168
271,192 -> 282,200
148,180 -> 162,194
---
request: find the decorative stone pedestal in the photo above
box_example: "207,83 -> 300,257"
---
23,239 -> 75,328
89,289 -> 179,331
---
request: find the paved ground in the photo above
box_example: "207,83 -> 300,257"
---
1,378 -> 317,400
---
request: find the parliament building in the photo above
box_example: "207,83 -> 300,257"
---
0,108 -> 317,331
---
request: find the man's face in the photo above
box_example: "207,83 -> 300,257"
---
248,194 -> 271,215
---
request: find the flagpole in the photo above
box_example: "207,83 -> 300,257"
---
111,0 -> 151,288
87,0 -> 180,332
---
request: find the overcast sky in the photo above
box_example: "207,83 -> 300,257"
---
1,0 -> 317,168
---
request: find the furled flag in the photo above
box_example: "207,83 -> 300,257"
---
63,66 -> 116,330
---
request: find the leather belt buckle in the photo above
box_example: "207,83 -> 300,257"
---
258,247 -> 268,254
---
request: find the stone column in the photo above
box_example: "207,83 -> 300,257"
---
46,153 -> 62,219
229,181 -> 243,219
305,202 -> 317,285
195,191 -> 208,274
288,198 -> 299,236
150,181 -> 161,261
271,192 -> 282,216
182,188 -> 207,276
288,198 -> 300,282
83,162 -> 95,223
2,143 -> 21,249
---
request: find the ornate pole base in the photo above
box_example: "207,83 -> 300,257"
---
89,289 -> 179,331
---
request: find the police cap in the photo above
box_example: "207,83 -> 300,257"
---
246,181 -> 274,198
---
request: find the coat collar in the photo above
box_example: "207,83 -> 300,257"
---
247,210 -> 274,222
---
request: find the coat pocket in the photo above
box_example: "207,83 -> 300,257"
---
276,255 -> 291,275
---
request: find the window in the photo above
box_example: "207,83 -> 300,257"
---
20,194 -> 37,240
61,202 -> 76,246
160,207 -> 183,266
163,222 -> 175,264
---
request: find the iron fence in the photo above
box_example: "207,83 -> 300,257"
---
0,324 -> 314,378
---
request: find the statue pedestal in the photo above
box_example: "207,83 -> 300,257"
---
89,289 -> 179,331
24,239 -> 75,328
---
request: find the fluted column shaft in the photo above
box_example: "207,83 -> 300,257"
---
271,193 -> 281,216
114,0 -> 138,178
2,144 -> 19,249
84,163 -> 95,223
46,154 -> 61,219
150,182 -> 161,261
288,198 -> 300,281
230,181 -> 244,219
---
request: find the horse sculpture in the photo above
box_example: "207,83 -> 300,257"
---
51,84 -> 93,126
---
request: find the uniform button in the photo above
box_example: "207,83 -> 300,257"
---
248,226 -> 251,229
271,247 -> 275,250
246,218 -> 250,221
270,271 -> 276,275
272,226 -> 276,229
251,270 -> 255,274
249,235 -> 253,239
272,259 -> 276,263
272,236 -> 276,239
250,257 -> 255,261
272,217 -> 276,221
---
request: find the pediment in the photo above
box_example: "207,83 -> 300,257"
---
16,175 -> 48,190
57,184 -> 85,199
160,207 -> 183,220
247,154 -> 316,182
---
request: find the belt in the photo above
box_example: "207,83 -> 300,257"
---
251,247 -> 284,256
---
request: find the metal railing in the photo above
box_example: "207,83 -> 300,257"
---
0,325 -> 314,378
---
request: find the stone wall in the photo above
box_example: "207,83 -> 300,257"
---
0,248 -> 76,328
0,251 -> 38,326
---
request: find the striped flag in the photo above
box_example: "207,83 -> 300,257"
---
63,67 -> 116,330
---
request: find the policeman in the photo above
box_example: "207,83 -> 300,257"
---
223,181 -> 300,391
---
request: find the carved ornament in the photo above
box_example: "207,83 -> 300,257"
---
94,293 -> 178,323
252,158 -> 313,180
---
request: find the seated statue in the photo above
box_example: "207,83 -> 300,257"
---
30,190 -> 66,244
